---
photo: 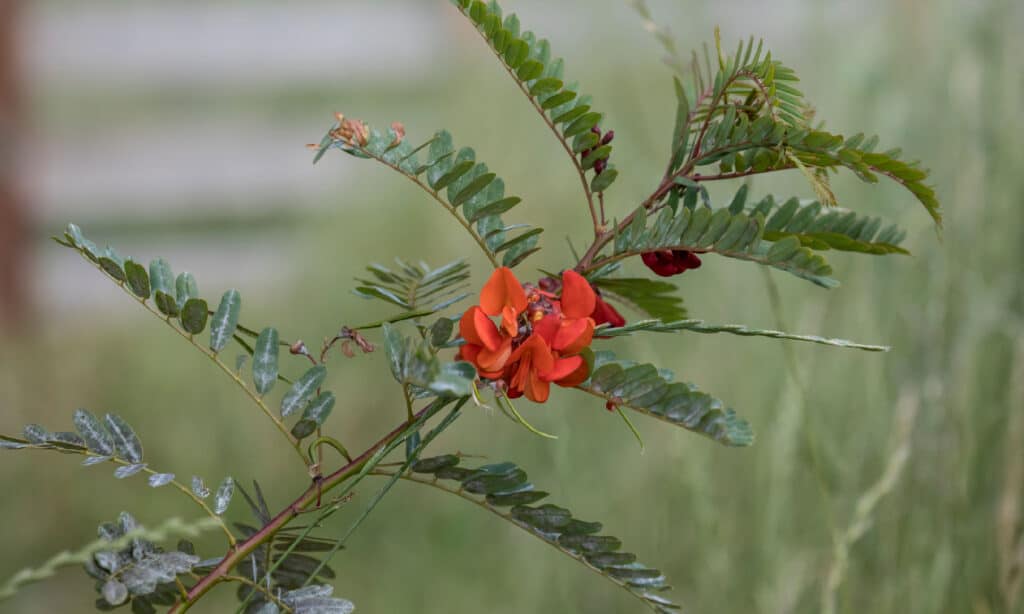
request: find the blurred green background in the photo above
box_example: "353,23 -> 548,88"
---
2,0 -> 1022,612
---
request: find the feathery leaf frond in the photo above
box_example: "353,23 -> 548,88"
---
448,0 -> 618,200
353,259 -> 470,314
385,455 -> 681,613
578,351 -> 754,447
596,319 -> 889,351
315,123 -> 541,268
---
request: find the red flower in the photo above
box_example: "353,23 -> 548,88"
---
505,324 -> 586,403
590,296 -> 626,328
457,267 -> 596,403
641,249 -> 702,277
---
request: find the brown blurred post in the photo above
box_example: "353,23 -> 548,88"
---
0,0 -> 28,327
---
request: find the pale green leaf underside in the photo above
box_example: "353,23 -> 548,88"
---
596,318 -> 889,351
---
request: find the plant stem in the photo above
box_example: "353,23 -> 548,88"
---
77,252 -> 308,466
222,575 -> 293,613
169,402 -> 444,613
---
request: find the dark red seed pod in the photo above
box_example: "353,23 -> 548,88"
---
670,250 -> 702,271
591,126 -> 602,135
641,251 -> 674,276
600,130 -> 615,145
594,158 -> 607,174
680,250 -> 702,270
642,249 -> 701,277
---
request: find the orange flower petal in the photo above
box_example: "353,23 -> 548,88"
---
560,270 -> 596,319
552,317 -> 594,354
525,370 -> 551,403
543,355 -> 584,382
508,332 -> 555,398
480,267 -> 528,317
457,343 -> 480,365
529,337 -> 555,375
501,305 -> 519,337
509,353 -> 530,391
554,357 -> 590,388
459,306 -> 502,351
477,337 -> 512,372
531,314 -> 560,345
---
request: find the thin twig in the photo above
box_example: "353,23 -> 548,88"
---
356,149 -> 500,268
170,400 -> 451,613
222,575 -> 293,613
74,251 -> 308,465
459,13 -> 600,235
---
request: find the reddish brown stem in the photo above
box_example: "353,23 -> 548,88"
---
169,405 -> 435,612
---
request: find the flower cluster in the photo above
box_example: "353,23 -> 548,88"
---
641,249 -> 702,277
458,267 -> 608,403
326,113 -> 405,150
328,112 -> 370,147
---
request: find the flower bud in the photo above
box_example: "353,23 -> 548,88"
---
641,250 -> 702,277
389,121 -> 406,148
600,129 -> 615,145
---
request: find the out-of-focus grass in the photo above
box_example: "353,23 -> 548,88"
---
2,0 -> 1023,612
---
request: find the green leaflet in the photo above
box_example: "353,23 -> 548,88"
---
281,366 -> 327,418
213,476 -> 234,515
148,258 -> 174,297
397,454 -> 681,613
124,260 -> 150,299
381,323 -> 475,398
154,291 -> 179,317
252,327 -> 280,396
72,409 -> 114,456
209,290 -> 241,353
292,392 -> 336,439
591,168 -> 619,193
98,256 -> 126,282
180,298 -> 209,335
104,413 -> 144,463
578,351 -> 754,447
175,272 -> 199,309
